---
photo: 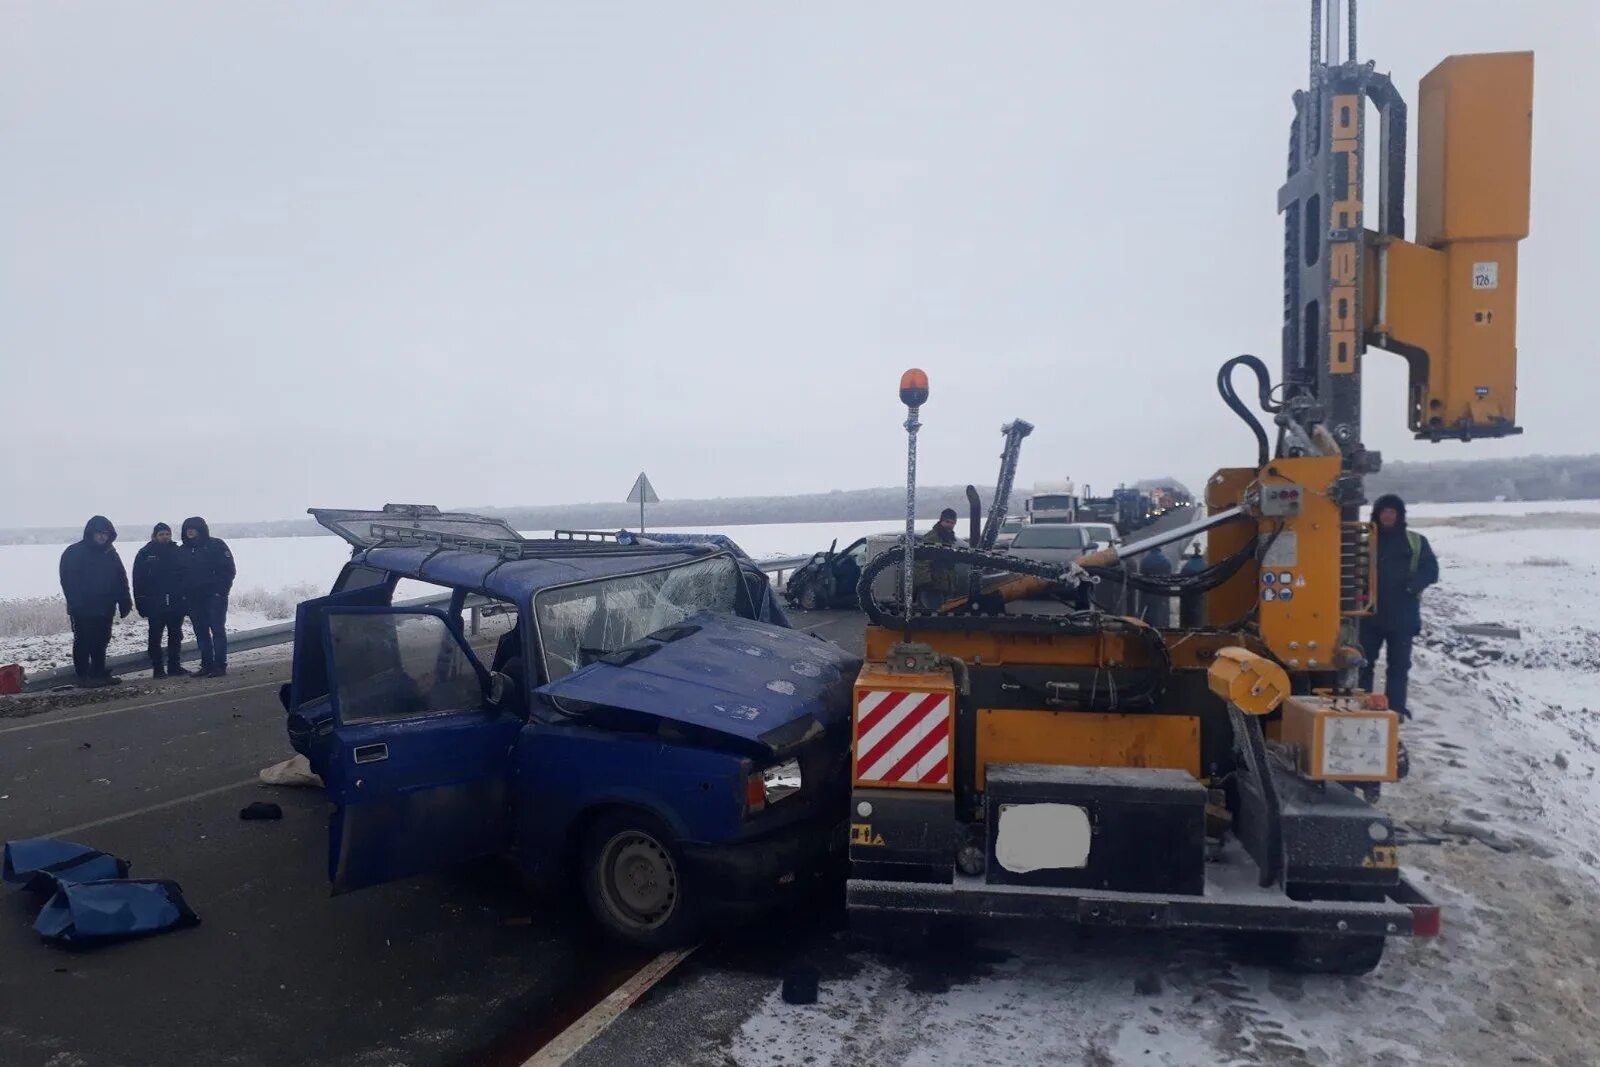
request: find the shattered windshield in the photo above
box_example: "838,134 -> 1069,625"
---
535,555 -> 742,682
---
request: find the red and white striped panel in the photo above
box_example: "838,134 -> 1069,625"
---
854,689 -> 952,786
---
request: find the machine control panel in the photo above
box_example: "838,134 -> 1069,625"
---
1260,570 -> 1298,602
1260,483 -> 1304,517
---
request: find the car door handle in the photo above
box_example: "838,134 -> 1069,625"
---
353,743 -> 389,765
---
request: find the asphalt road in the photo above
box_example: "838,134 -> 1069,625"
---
0,610 -> 869,1067
0,658 -> 645,1067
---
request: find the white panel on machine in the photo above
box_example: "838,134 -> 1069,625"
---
995,803 -> 1092,873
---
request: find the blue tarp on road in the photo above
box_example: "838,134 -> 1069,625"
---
2,838 -> 130,894
32,879 -> 200,945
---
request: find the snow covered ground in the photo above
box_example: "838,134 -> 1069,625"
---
722,503 -> 1600,1067
1,605 -> 281,678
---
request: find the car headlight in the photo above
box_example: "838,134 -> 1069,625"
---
761,758 -> 803,805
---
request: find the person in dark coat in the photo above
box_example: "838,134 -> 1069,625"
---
913,508 -> 961,609
178,517 -> 236,677
58,516 -> 132,687
1358,494 -> 1439,718
132,523 -> 190,678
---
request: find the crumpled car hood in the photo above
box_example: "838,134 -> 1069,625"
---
534,611 -> 860,754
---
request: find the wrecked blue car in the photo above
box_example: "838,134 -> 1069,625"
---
284,506 -> 858,947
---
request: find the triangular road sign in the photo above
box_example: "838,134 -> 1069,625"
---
626,472 -> 659,505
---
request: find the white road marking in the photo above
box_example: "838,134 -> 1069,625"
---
521,946 -> 698,1067
46,777 -> 262,837
0,681 -> 281,735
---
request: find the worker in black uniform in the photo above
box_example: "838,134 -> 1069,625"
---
1358,494 -> 1439,719
133,523 -> 190,678
58,515 -> 132,687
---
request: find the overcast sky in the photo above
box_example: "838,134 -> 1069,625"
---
3,2 -> 1595,528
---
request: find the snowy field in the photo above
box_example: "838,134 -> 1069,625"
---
0,520 -> 898,601
720,501 -> 1600,1067
0,520 -> 899,676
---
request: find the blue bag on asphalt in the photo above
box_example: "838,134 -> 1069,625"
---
32,879 -> 200,945
3,838 -> 131,894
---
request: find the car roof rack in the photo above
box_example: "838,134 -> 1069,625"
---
366,523 -> 714,561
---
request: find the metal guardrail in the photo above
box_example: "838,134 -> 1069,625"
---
15,556 -> 815,693
16,591 -> 461,693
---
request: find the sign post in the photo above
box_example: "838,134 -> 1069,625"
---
626,472 -> 659,534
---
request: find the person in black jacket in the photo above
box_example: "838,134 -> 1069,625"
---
133,523 -> 190,678
1358,494 -> 1439,719
58,515 -> 132,687
178,516 -> 236,678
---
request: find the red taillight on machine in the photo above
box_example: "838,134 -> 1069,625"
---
1410,902 -> 1442,938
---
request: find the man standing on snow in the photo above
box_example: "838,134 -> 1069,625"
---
1359,494 -> 1439,719
178,516 -> 236,678
133,523 -> 189,679
58,515 -> 132,687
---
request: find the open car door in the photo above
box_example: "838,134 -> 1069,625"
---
318,606 -> 522,894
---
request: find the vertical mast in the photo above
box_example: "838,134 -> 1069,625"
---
1278,0 -> 1402,481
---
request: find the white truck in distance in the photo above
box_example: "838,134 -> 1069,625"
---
1023,479 -> 1077,524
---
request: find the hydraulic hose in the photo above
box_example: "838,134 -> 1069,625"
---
1217,355 -> 1279,468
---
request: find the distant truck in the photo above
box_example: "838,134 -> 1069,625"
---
1023,480 -> 1078,524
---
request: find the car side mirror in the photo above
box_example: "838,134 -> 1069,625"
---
486,671 -> 512,708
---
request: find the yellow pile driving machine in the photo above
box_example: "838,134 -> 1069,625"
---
847,4 -> 1532,973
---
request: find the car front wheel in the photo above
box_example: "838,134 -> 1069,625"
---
580,811 -> 698,949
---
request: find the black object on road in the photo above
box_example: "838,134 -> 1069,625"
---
781,962 -> 820,1005
239,802 -> 283,821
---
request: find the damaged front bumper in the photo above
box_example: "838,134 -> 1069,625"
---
682,815 -> 845,917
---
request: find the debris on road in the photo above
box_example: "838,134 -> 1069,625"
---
782,963 -> 820,1005
4,839 -> 131,893
6,838 -> 198,947
1449,623 -> 1523,640
258,753 -> 322,788
33,879 -> 200,945
239,801 -> 283,821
